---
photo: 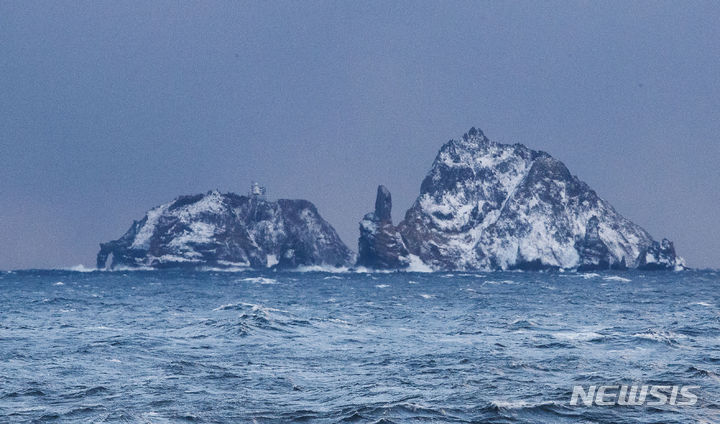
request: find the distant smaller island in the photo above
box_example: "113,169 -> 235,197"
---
97,189 -> 353,270
98,127 -> 685,272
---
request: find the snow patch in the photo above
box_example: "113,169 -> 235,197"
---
131,203 -> 170,249
266,254 -> 278,267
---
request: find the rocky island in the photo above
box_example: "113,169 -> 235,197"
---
357,127 -> 685,271
97,190 -> 353,270
98,127 -> 685,271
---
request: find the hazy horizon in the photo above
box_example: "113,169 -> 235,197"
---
2,1 -> 719,269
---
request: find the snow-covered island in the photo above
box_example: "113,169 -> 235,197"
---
357,127 -> 685,271
97,191 -> 354,270
98,127 -> 685,271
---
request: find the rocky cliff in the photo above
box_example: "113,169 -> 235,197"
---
357,127 -> 685,271
357,186 -> 411,269
97,191 -> 353,270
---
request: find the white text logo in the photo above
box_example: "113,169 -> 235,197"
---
570,385 -> 698,406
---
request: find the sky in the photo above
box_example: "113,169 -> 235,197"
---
1,1 -> 719,270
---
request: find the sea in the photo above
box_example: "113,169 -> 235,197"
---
0,269 -> 718,423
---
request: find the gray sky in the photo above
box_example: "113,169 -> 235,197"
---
1,1 -> 718,270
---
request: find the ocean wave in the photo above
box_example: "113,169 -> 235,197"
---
207,302 -> 304,336
4,269 -> 718,424
320,317 -> 351,326
687,365 -> 720,381
213,302 -> 286,313
294,264 -> 354,273
482,279 -> 517,286
1,389 -> 46,399
552,330 -> 605,342
507,319 -> 538,330
632,329 -> 686,345
197,265 -> 251,272
64,386 -> 110,399
603,276 -> 632,282
490,399 -> 558,410
67,264 -> 97,272
327,400 -> 459,423
238,277 -> 278,285
63,264 -> 155,272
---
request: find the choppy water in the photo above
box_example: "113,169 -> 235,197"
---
1,269 -> 719,423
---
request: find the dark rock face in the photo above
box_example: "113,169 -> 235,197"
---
638,239 -> 680,270
374,185 -> 393,222
356,185 -> 410,269
575,216 -> 625,271
364,127 -> 685,271
97,191 -> 353,270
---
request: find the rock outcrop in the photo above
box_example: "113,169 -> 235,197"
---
638,238 -> 681,270
97,191 -> 353,270
357,186 -> 410,269
360,127 -> 685,271
575,216 -> 624,271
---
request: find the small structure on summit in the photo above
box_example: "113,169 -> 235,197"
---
249,181 -> 267,200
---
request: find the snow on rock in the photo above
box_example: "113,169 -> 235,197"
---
362,127 -> 685,271
97,191 -> 353,270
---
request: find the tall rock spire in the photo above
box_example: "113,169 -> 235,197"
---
374,185 -> 392,222
357,185 -> 411,269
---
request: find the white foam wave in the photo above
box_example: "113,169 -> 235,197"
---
552,330 -> 603,341
213,302 -> 285,313
405,254 -> 434,272
61,264 -> 155,272
294,265 -> 354,273
239,277 -> 277,285
325,318 -> 351,325
67,264 -> 97,272
213,303 -> 237,311
482,279 -> 516,286
491,400 -> 556,409
632,329 -> 686,343
198,266 -> 251,272
603,276 -> 631,282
